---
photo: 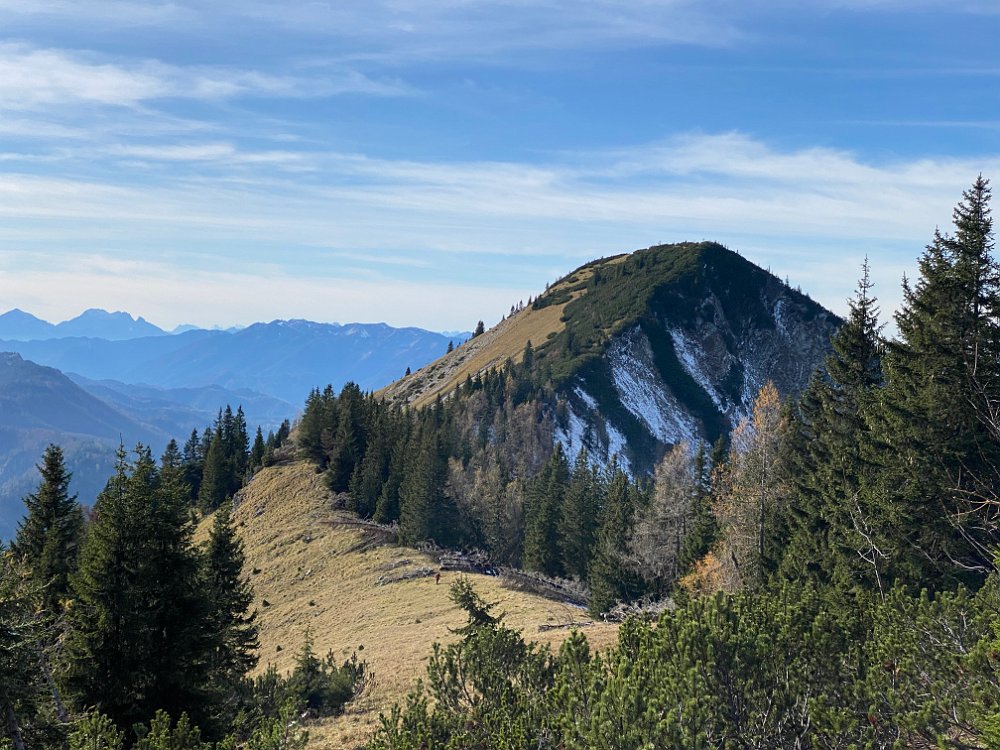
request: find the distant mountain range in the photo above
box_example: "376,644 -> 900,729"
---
0,313 -> 463,538
0,318 -> 459,406
0,308 -> 166,341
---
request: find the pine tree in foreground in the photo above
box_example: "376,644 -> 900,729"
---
11,444 -> 83,615
203,502 -> 259,727
67,446 -> 216,735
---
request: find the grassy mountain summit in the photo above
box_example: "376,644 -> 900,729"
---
383,241 -> 838,472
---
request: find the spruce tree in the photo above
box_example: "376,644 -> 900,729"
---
0,547 -> 48,750
781,262 -> 887,592
228,406 -> 250,490
182,429 -> 206,500
250,427 -> 266,472
876,177 -> 1000,584
558,449 -> 600,580
374,426 -> 411,525
522,445 -> 569,577
204,502 -> 258,726
398,428 -> 453,545
199,427 -> 228,512
588,467 -> 643,614
67,446 -> 214,734
12,444 -> 83,614
326,383 -> 364,492
349,422 -> 389,518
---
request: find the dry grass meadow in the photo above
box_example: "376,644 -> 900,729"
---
214,461 -> 620,748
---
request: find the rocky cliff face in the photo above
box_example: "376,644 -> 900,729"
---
546,244 -> 839,472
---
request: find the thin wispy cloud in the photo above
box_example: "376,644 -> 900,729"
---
0,43 -> 411,111
0,0 -> 994,331
0,133 -> 992,330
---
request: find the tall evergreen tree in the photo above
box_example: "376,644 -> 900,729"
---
588,466 -> 643,614
0,547 -> 48,750
250,427 -> 266,472
198,426 -> 228,512
781,262 -> 887,592
12,444 -> 83,615
522,445 -> 569,577
182,429 -> 206,500
228,406 -> 250,488
558,449 -> 601,580
876,176 -> 1000,584
326,383 -> 365,492
203,502 -> 258,727
374,426 -> 410,525
67,445 -> 214,734
398,428 -> 452,545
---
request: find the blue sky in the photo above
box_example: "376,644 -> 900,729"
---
0,1 -> 997,331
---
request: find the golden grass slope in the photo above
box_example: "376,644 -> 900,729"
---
377,256 -> 627,410
222,461 -> 619,749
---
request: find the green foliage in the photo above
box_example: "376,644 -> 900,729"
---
371,578 -> 1000,750
198,406 -> 251,513
522,446 -> 569,577
448,576 -> 501,633
203,502 -> 259,729
11,443 -> 83,614
68,713 -> 125,750
586,466 -> 644,615
533,242 -> 807,384
0,546 -> 50,750
284,632 -> 366,717
66,445 -> 219,735
370,580 -> 557,750
556,451 -> 600,580
242,700 -> 308,750
134,712 -> 209,750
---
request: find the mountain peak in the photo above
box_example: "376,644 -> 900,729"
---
55,309 -> 166,340
0,309 -> 57,341
380,240 -> 838,473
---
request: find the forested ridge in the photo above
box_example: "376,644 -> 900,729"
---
4,178 -> 1000,749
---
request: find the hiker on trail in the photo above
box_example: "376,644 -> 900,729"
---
435,572 -> 441,585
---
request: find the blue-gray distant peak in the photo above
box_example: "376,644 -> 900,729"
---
0,309 -> 57,341
55,309 -> 166,340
